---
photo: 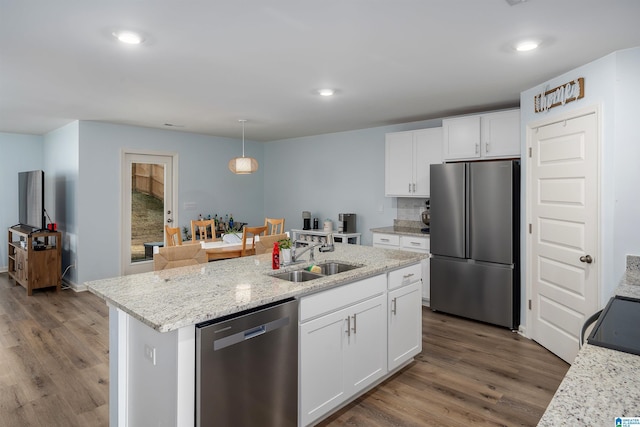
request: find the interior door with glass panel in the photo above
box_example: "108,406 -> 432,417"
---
122,152 -> 176,275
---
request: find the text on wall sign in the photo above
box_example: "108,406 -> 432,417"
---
534,77 -> 584,113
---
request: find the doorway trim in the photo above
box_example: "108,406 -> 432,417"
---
120,149 -> 179,275
525,103 -> 602,344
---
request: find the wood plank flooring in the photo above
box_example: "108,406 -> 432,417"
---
0,273 -> 109,427
0,272 -> 569,426
318,306 -> 569,427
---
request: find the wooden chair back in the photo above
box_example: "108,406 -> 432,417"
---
191,219 -> 216,242
264,217 -> 285,235
165,225 -> 182,247
254,233 -> 289,255
241,225 -> 268,256
153,245 -> 207,270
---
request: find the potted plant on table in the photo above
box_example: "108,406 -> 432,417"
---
278,237 -> 292,264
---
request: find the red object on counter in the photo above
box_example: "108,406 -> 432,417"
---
272,242 -> 280,270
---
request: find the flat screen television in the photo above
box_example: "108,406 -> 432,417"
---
18,170 -> 45,231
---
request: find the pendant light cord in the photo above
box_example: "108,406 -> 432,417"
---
240,119 -> 246,157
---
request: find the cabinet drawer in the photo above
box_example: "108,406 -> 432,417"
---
372,233 -> 400,247
400,235 -> 429,252
388,263 -> 422,290
300,274 -> 386,322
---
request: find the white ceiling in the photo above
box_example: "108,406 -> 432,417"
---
2,0 -> 640,141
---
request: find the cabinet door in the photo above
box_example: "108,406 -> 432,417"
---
15,249 -> 27,282
422,257 -> 430,305
443,116 -> 481,160
385,131 -> 414,196
481,110 -> 520,158
299,308 -> 349,426
413,128 -> 443,197
345,295 -> 387,393
388,281 -> 422,371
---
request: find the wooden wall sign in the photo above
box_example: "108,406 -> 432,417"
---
534,77 -> 584,113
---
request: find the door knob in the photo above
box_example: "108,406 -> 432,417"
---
166,218 -> 173,223
580,255 -> 593,264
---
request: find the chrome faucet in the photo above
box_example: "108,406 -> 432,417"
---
291,234 -> 335,263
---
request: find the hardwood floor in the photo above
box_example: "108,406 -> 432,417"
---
0,273 -> 109,426
319,307 -> 570,427
0,273 -> 569,426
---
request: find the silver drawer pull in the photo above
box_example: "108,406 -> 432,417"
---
410,242 -> 421,246
391,298 -> 397,315
346,316 -> 351,337
381,238 -> 390,242
403,273 -> 414,279
352,314 -> 357,334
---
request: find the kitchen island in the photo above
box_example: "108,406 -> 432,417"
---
538,256 -> 640,426
86,244 -> 427,427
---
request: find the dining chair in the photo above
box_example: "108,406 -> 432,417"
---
241,225 -> 268,256
264,217 -> 285,235
254,233 -> 289,255
153,245 -> 207,270
191,219 -> 216,242
165,225 -> 182,247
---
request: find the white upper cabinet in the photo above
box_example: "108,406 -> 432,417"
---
443,109 -> 520,161
385,127 -> 442,197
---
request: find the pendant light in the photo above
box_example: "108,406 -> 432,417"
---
228,119 -> 259,174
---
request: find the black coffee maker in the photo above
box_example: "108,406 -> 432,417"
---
302,211 -> 311,230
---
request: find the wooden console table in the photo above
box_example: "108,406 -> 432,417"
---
7,227 -> 62,295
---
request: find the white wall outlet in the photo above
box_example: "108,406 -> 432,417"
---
144,344 -> 157,366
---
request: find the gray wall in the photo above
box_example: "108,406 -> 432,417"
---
0,132 -> 43,270
263,119 -> 441,245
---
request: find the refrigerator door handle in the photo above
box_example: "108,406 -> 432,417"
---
464,163 -> 470,259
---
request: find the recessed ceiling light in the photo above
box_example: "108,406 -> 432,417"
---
317,89 -> 335,97
112,30 -> 144,45
515,40 -> 539,52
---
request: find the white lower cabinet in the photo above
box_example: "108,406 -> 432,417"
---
388,278 -> 422,371
299,275 -> 387,426
373,232 -> 431,305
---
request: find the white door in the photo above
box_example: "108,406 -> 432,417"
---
122,152 -> 177,275
528,110 -> 599,364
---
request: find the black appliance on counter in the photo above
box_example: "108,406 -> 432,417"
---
587,295 -> 640,356
430,160 -> 520,329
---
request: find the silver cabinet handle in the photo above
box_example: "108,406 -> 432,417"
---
412,183 -> 416,192
403,273 -> 415,279
346,316 -> 351,337
352,314 -> 357,334
408,183 -> 411,192
410,241 -> 421,246
381,238 -> 390,242
486,142 -> 490,152
475,143 -> 480,154
391,298 -> 397,315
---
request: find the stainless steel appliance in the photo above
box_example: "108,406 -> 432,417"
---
587,295 -> 640,356
430,160 -> 520,329
338,213 -> 356,233
196,298 -> 298,427
421,199 -> 430,233
302,211 -> 311,230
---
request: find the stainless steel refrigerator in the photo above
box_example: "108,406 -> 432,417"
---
430,160 -> 520,329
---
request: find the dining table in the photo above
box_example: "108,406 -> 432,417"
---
197,236 -> 254,261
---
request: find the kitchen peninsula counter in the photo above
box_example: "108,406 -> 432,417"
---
370,225 -> 429,237
538,256 -> 640,426
86,244 -> 426,332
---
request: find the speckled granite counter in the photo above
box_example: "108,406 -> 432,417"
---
538,256 -> 640,426
86,244 -> 426,333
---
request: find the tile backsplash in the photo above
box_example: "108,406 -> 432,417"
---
397,197 -> 429,221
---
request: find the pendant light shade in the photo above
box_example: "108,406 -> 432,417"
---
229,119 -> 259,174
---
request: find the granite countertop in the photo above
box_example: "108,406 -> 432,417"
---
538,256 -> 640,425
85,244 -> 426,333
370,219 -> 429,238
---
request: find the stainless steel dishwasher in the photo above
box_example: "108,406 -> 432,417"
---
195,297 -> 298,427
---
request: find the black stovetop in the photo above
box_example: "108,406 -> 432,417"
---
587,295 -> 640,356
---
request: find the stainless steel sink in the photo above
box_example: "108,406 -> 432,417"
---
270,270 -> 324,282
315,262 -> 361,275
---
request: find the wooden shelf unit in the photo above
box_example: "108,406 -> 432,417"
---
7,227 -> 62,295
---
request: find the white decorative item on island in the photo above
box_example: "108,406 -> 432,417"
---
291,229 -> 361,245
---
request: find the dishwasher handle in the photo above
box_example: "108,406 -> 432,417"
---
213,316 -> 290,351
